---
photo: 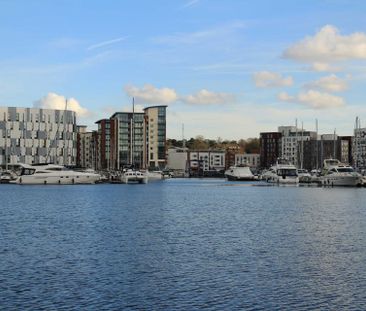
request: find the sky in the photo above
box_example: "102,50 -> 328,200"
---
1,0 -> 366,139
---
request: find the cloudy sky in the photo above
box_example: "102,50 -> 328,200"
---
1,0 -> 366,139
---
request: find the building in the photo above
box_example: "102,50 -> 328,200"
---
259,132 -> 282,168
76,126 -> 97,169
167,147 -> 189,174
301,134 -> 352,171
143,106 -> 167,169
235,153 -> 260,168
353,127 -> 366,169
225,144 -> 243,169
188,150 -> 225,177
278,126 -> 317,166
0,107 -> 77,166
95,119 -> 112,170
109,105 -> 167,170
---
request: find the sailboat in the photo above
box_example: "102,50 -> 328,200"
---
120,98 -> 148,184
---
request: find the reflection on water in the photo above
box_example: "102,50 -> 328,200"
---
1,179 -> 366,310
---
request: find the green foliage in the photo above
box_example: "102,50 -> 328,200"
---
167,136 -> 260,153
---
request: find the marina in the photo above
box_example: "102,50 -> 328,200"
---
1,178 -> 366,310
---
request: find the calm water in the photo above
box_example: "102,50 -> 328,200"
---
1,179 -> 366,310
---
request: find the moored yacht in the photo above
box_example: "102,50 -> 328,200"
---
12,163 -> 101,185
262,158 -> 299,184
321,159 -> 361,187
225,165 -> 255,181
120,168 -> 148,184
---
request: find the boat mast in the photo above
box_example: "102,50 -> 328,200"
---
131,97 -> 135,167
333,128 -> 336,159
5,122 -> 8,171
301,121 -> 304,169
315,119 -> 318,171
295,118 -> 298,166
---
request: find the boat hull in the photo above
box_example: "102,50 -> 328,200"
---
321,176 -> 361,187
13,174 -> 100,185
226,175 -> 255,181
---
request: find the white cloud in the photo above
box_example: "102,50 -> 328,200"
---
305,74 -> 348,92
253,71 -> 293,88
124,84 -> 178,104
181,89 -> 234,105
283,25 -> 366,71
310,62 -> 341,72
278,90 -> 345,109
34,93 -> 89,116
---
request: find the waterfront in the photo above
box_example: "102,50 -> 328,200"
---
1,179 -> 366,310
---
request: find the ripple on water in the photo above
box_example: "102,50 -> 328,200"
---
1,180 -> 366,310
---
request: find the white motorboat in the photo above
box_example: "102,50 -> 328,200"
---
297,169 -> 312,183
146,170 -> 163,181
225,165 -> 255,181
12,163 -> 101,185
263,158 -> 299,184
120,169 -> 148,184
0,171 -> 16,183
320,159 -> 361,187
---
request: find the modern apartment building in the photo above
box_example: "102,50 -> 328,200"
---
301,134 -> 351,171
278,126 -> 317,167
76,126 -> 97,169
95,119 -> 112,170
259,132 -> 282,168
109,105 -> 167,170
353,127 -> 366,169
188,150 -> 225,176
0,107 -> 77,166
144,106 -> 167,169
235,153 -> 260,168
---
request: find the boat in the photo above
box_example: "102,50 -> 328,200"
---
146,170 -> 163,181
120,168 -> 148,184
297,168 -> 312,183
225,165 -> 255,181
0,170 -> 16,183
11,163 -> 101,185
262,158 -> 299,184
320,159 -> 362,187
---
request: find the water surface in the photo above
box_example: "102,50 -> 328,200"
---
1,179 -> 366,310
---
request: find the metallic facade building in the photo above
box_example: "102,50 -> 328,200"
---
0,107 -> 77,166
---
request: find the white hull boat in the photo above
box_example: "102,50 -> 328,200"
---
225,166 -> 254,181
121,169 -> 148,184
321,159 -> 361,187
262,158 -> 299,184
12,164 -> 101,185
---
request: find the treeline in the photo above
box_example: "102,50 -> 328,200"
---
167,136 -> 260,154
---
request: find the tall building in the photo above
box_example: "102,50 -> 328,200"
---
143,106 -> 167,169
76,126 -> 97,169
278,126 -> 317,166
301,134 -> 351,171
353,127 -> 366,169
0,107 -> 77,166
109,105 -> 167,170
95,119 -> 112,170
110,111 -> 145,170
259,132 -> 282,168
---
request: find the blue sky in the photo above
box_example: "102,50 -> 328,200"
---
1,0 -> 366,139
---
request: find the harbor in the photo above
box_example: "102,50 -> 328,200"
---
2,179 -> 366,310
